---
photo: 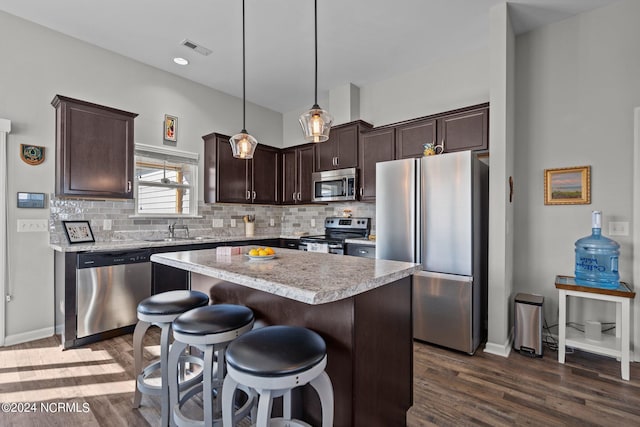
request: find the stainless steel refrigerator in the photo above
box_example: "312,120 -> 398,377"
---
376,151 -> 488,354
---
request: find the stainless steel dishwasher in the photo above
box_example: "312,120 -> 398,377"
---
76,250 -> 152,338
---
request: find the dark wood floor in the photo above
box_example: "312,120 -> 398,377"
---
0,330 -> 638,426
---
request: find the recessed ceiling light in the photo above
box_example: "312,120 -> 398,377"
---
173,57 -> 189,65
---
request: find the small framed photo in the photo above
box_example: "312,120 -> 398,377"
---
62,220 -> 95,244
164,114 -> 178,142
544,165 -> 591,205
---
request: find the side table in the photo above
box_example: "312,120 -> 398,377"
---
555,275 -> 635,381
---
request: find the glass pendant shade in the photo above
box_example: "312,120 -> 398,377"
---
229,130 -> 258,159
300,105 -> 333,143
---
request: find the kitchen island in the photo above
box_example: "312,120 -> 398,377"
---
151,247 -> 420,427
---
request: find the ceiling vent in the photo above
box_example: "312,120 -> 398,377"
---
181,39 -> 212,56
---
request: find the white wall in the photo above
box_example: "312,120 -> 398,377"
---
514,0 -> 640,341
0,10 -> 282,344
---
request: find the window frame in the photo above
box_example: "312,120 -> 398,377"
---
133,143 -> 199,218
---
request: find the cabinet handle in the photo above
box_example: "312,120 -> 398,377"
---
297,192 -> 301,201
358,249 -> 368,254
252,191 -> 256,200
335,156 -> 339,166
127,181 -> 132,193
293,192 -> 297,201
246,191 -> 251,200
359,187 -> 364,197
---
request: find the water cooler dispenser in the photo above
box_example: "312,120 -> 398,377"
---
514,293 -> 544,357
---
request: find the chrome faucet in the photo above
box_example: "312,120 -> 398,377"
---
169,222 -> 189,238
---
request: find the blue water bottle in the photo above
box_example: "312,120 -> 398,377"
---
574,211 -> 620,289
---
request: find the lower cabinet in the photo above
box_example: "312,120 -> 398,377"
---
345,244 -> 376,258
152,263 -> 189,293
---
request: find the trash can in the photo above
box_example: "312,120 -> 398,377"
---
514,293 -> 544,357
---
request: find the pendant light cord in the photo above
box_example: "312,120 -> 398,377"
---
242,0 -> 247,132
314,0 -> 318,107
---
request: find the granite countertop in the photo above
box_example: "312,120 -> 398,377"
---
49,234 -> 285,253
151,247 -> 419,305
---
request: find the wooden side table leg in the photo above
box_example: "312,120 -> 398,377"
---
621,298 -> 630,381
558,290 -> 567,364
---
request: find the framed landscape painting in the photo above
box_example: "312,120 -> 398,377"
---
544,165 -> 591,205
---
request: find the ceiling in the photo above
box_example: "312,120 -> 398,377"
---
0,0 -> 620,113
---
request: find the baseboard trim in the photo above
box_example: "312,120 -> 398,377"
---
483,329 -> 513,358
4,327 -> 55,347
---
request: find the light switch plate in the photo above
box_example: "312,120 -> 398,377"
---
212,218 -> 224,228
230,219 -> 237,228
311,218 -> 316,228
609,221 -> 629,236
269,218 -> 275,227
17,219 -> 48,232
103,219 -> 112,230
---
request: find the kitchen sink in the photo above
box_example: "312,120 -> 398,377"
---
143,236 -> 204,242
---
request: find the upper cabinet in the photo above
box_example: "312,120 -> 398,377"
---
359,128 -> 395,201
395,119 -> 436,159
437,106 -> 488,153
315,121 -> 372,171
282,144 -> 315,204
393,104 -> 489,159
203,133 -> 279,204
52,95 -> 138,199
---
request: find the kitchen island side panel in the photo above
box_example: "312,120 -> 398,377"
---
190,273 -> 413,427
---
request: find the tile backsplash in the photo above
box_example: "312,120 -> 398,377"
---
49,195 -> 376,244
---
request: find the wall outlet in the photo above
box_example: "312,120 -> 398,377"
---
609,221 -> 629,236
230,219 -> 237,228
212,218 -> 224,228
311,218 -> 316,228
103,219 -> 112,230
17,219 -> 48,232
269,218 -> 275,227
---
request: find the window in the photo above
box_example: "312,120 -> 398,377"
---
134,144 -> 199,217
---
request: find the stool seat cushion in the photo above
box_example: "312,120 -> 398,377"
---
226,326 -> 326,377
173,304 -> 254,335
137,290 -> 209,316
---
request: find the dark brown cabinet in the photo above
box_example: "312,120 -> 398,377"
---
395,119 -> 436,159
359,128 -> 395,201
315,121 -> 372,171
438,106 -> 488,153
282,144 -> 314,204
52,95 -> 138,199
393,104 -> 489,159
203,133 -> 279,204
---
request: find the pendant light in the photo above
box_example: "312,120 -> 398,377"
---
299,0 -> 333,143
230,0 -> 258,159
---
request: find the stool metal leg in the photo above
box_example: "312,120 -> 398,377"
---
133,320 -> 151,408
283,390 -> 292,420
222,374 -> 240,426
203,345 -> 215,425
160,322 -> 172,427
255,389 -> 273,427
310,371 -> 334,427
168,340 -> 188,427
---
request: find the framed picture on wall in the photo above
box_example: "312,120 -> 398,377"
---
544,165 -> 591,205
164,114 -> 177,142
62,220 -> 95,244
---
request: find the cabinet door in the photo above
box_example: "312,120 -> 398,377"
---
52,95 -> 137,199
359,128 -> 395,201
315,137 -> 336,171
215,135 -> 250,203
439,107 -> 488,153
297,145 -> 315,203
281,148 -> 298,204
395,119 -> 436,159
251,145 -> 280,204
334,125 -> 359,169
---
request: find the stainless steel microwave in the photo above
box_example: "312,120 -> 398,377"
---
312,168 -> 357,202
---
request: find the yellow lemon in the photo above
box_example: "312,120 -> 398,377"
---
258,249 -> 268,256
264,247 -> 275,255
248,249 -> 259,256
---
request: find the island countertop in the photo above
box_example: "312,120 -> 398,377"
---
150,247 -> 420,305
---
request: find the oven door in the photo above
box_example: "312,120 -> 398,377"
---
306,242 -> 329,253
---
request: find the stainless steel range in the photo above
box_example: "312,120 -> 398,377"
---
299,217 -> 371,254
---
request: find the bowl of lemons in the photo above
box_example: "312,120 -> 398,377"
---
245,247 -> 276,260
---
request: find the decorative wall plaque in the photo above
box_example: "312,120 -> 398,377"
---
20,144 -> 45,165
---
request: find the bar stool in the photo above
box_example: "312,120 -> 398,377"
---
168,304 -> 255,427
133,290 -> 209,427
221,325 -> 334,427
